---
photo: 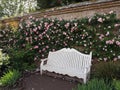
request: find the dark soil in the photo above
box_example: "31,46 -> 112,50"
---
0,71 -> 78,90
22,72 -> 78,90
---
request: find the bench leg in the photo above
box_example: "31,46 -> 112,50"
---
40,70 -> 42,75
83,75 -> 87,84
87,72 -> 90,80
40,67 -> 43,75
83,72 -> 91,84
83,78 -> 87,84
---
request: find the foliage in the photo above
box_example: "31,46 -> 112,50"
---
0,24 -> 16,51
92,61 -> 120,80
8,21 -> 19,31
0,69 -> 21,87
8,44 -> 36,71
58,0 -> 90,6
17,11 -> 120,61
113,79 -> 120,90
36,0 -> 97,9
73,79 -> 113,90
0,22 -> 36,72
0,49 -> 9,76
37,0 -> 60,9
0,0 -> 37,18
0,49 -> 9,68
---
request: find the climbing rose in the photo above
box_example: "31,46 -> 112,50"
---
98,18 -> 103,23
34,45 -> 39,49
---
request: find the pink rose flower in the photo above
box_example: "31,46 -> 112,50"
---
106,39 -> 114,45
59,17 -> 63,21
42,48 -> 46,51
34,57 -> 37,61
44,15 -> 47,18
65,23 -> 70,29
98,18 -> 103,23
99,34 -> 104,40
71,27 -> 75,32
39,50 -> 41,53
116,41 -> 120,46
33,28 -> 37,32
63,32 -> 67,35
29,16 -> 33,19
74,23 -> 78,27
25,32 -> 28,36
44,22 -> 48,27
34,45 -> 39,49
36,18 -> 39,21
114,24 -> 120,27
52,49 -> 55,52
113,58 -> 117,61
34,37 -> 37,40
109,11 -> 114,14
26,37 -> 29,41
38,26 -> 41,29
104,58 -> 107,62
22,44 -> 25,47
46,46 -> 49,48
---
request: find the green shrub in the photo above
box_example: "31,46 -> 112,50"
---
37,0 -> 60,9
73,79 -> 113,90
36,0 -> 96,9
0,24 -> 16,51
0,49 -> 9,68
0,69 -> 21,87
92,61 -> 120,80
113,79 -> 120,90
8,44 -> 36,71
0,49 -> 10,75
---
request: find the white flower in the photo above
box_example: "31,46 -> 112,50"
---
118,56 -> 120,59
108,26 -> 111,29
84,44 -> 87,47
74,23 -> 78,27
105,49 -> 107,51
106,31 -> 110,36
113,53 -> 115,56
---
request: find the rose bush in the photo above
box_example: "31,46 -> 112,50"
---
16,11 -> 120,61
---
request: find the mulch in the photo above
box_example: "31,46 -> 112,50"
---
21,72 -> 78,90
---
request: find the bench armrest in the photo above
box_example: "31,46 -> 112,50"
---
41,58 -> 48,66
41,58 -> 48,62
40,58 -> 48,75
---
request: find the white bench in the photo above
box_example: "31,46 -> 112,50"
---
40,48 -> 92,83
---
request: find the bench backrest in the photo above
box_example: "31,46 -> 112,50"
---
47,48 -> 92,69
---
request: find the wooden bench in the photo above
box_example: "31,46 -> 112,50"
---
40,48 -> 92,83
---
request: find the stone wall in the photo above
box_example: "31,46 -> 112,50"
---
49,4 -> 120,20
22,0 -> 120,20
0,0 -> 120,24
